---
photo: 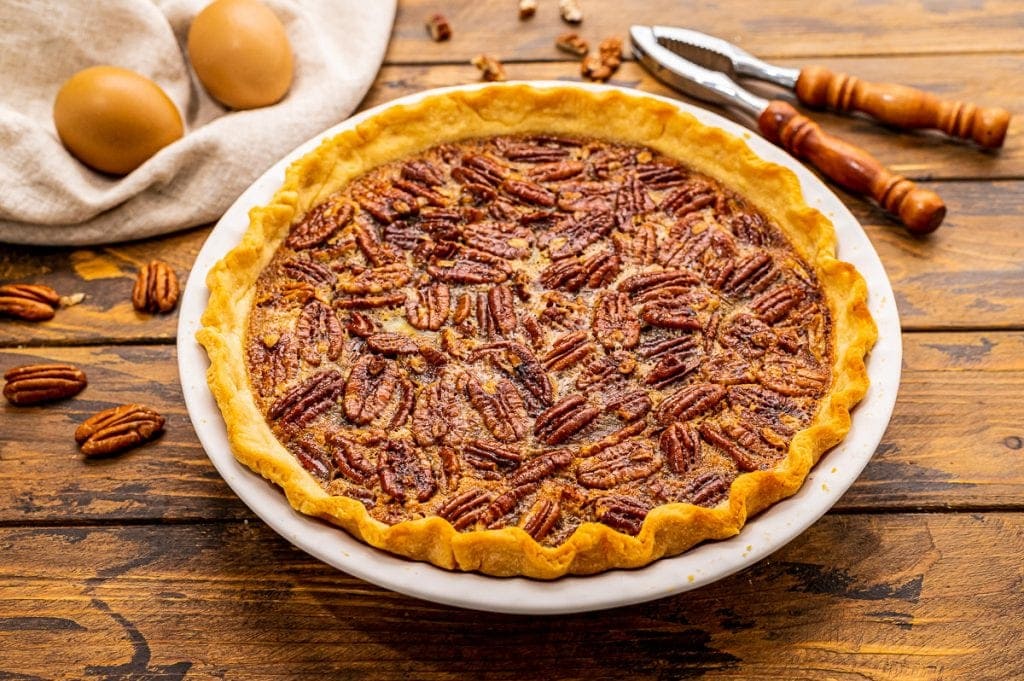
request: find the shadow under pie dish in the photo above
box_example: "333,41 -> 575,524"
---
198,83 -> 876,579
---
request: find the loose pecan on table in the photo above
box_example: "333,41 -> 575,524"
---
558,0 -> 583,24
0,284 -> 60,321
555,31 -> 588,57
425,13 -> 452,41
471,54 -> 507,82
3,363 -> 87,405
581,37 -> 623,82
132,260 -> 180,314
75,403 -> 165,457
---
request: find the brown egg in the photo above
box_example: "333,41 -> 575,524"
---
53,66 -> 184,176
188,0 -> 294,110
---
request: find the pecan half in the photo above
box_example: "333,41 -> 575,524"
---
325,430 -> 377,484
540,250 -> 620,292
463,439 -> 523,473
605,389 -> 651,422
75,403 -> 165,457
654,383 -> 727,425
248,333 -> 298,397
486,284 -> 517,335
660,179 -> 720,216
411,372 -> 462,446
270,370 -> 347,427
509,449 -> 574,486
337,263 -> 412,295
343,355 -> 400,425
132,260 -> 180,314
476,341 -> 554,407
612,223 -> 658,266
660,422 -> 702,474
366,332 -> 420,355
751,285 -> 805,324
699,421 -> 782,472
758,357 -> 829,396
286,201 -> 352,250
577,440 -> 662,489
540,210 -> 615,259
542,330 -> 595,371
3,363 -> 87,405
437,489 -> 493,530
293,436 -> 333,480
592,291 -> 640,350
502,178 -> 556,207
465,376 -> 529,443
637,161 -> 688,188
296,300 -> 344,365
378,438 -> 436,502
534,394 -> 600,445
282,257 -> 335,286
725,252 -> 776,294
618,269 -> 699,296
0,284 -> 60,321
427,246 -> 512,284
333,292 -> 407,310
528,160 -> 585,182
353,183 -> 418,225
405,283 -> 450,331
644,349 -> 700,389
462,222 -> 533,260
592,495 -> 650,535
483,482 -> 539,526
520,498 -> 560,540
471,54 -> 507,82
683,472 -> 730,506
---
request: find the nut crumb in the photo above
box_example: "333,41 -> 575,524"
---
555,31 -> 588,57
518,0 -> 537,19
471,54 -> 507,82
582,36 -> 623,82
60,292 -> 86,308
558,0 -> 583,24
426,13 -> 452,41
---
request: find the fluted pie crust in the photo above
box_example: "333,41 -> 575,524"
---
198,84 -> 876,578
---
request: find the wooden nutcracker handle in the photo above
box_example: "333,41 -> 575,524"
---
758,100 -> 946,234
795,65 -> 1011,149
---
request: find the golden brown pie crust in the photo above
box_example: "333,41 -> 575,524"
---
198,84 -> 876,578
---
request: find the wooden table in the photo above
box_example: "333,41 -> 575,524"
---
3,1 -> 1022,677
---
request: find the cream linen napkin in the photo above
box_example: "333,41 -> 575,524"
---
0,0 -> 396,246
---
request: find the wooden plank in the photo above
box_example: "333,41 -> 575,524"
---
361,58 -> 1024,181
1,514 -> 1021,678
0,226 -> 205,347
0,344 -> 247,522
388,0 -> 1024,62
1,333 -> 1021,522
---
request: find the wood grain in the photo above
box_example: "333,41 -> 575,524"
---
2,333 -> 1021,523
1,514 -> 1021,679
388,0 -> 1024,62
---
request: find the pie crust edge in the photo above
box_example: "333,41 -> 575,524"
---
197,84 -> 878,579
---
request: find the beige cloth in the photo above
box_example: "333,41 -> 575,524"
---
0,0 -> 395,246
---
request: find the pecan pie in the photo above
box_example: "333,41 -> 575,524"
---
199,85 -> 876,578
